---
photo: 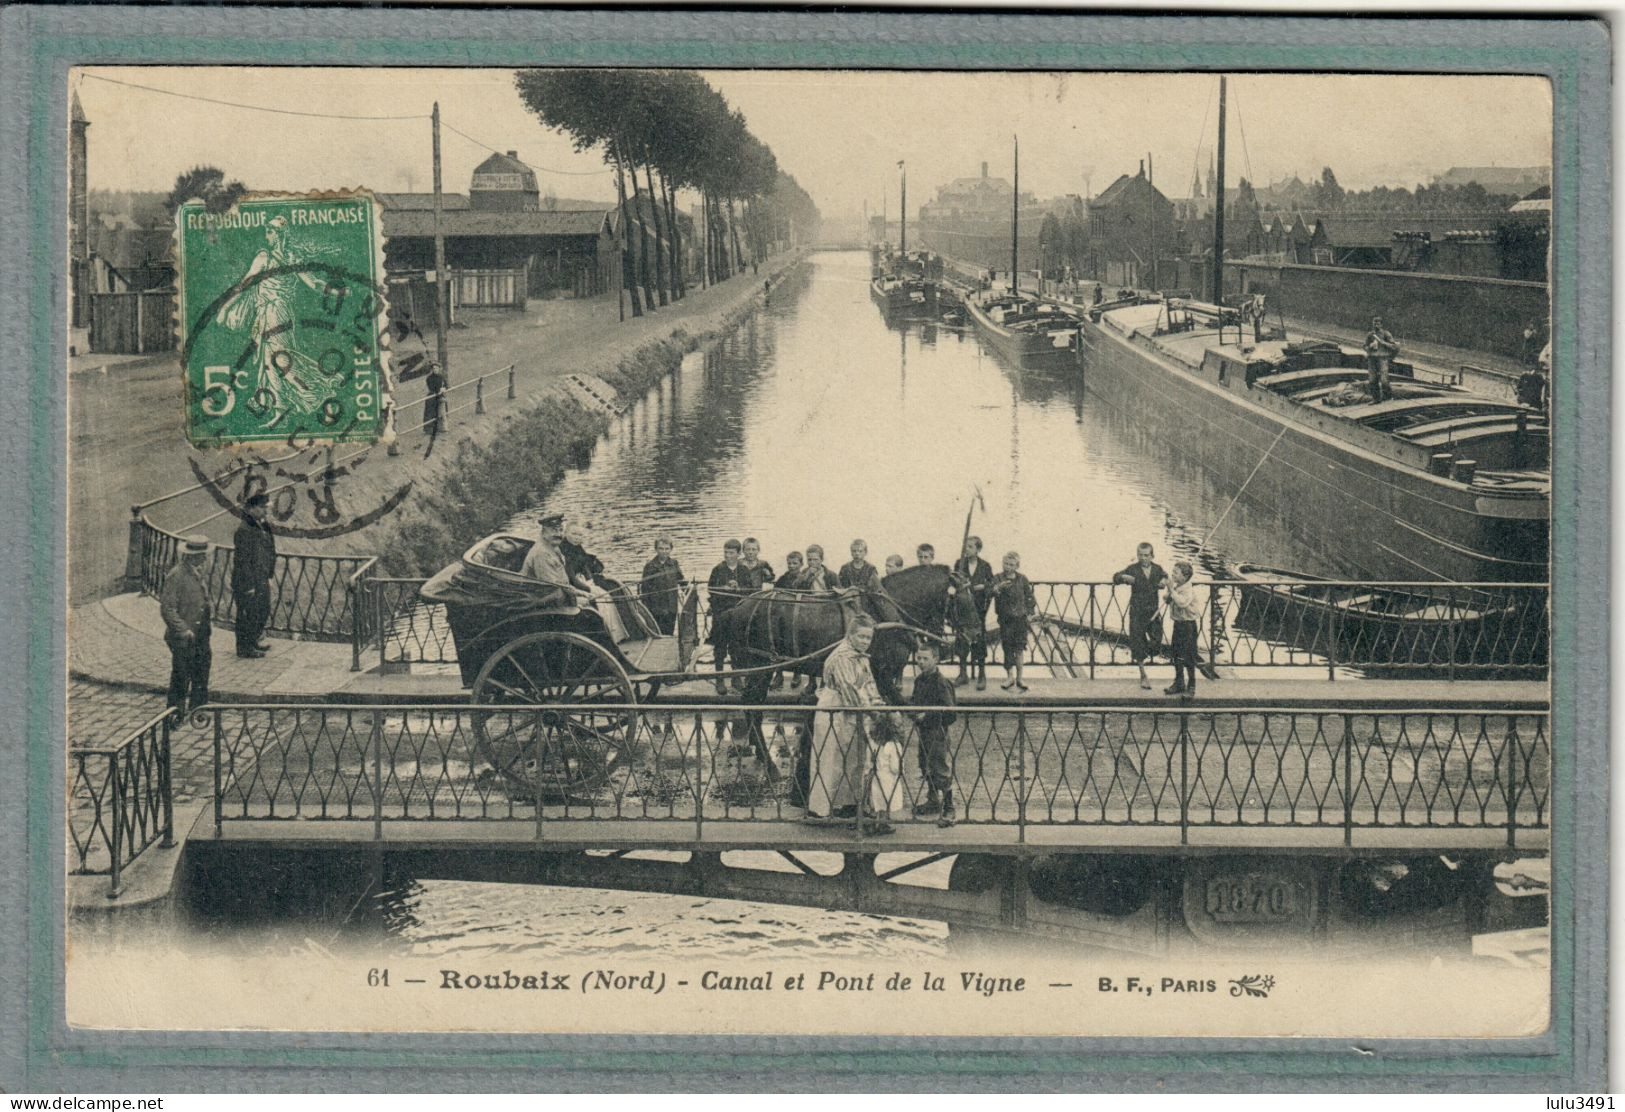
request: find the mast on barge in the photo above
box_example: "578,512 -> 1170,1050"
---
1212,76 -> 1227,307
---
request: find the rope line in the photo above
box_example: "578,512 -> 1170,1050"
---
1231,79 -> 1257,187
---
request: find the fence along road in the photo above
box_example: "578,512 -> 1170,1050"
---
120,364 -> 520,641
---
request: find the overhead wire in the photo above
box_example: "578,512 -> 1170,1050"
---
81,72 -> 616,177
438,120 -> 613,176
79,72 -> 430,121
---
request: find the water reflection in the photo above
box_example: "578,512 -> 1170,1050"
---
534,250 -> 1336,585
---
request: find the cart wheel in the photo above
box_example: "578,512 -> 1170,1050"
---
470,631 -> 636,800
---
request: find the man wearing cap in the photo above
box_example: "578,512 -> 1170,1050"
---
160,536 -> 214,717
521,513 -> 576,607
231,493 -> 277,658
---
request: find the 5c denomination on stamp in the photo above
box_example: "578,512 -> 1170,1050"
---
176,192 -> 393,449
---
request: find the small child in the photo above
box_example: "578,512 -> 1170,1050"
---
840,539 -> 881,593
884,554 -> 905,577
993,551 -> 1036,693
708,539 -> 745,696
916,543 -> 936,567
739,536 -> 776,593
772,550 -> 805,691
1165,560 -> 1201,698
908,642 -> 958,826
776,550 -> 805,588
800,544 -> 838,592
638,536 -> 684,635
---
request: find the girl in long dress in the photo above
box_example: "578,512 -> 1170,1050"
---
806,616 -> 902,832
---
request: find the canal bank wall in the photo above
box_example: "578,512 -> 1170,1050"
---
372,251 -> 811,576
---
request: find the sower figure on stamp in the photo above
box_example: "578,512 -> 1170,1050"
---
231,492 -> 276,658
160,535 -> 214,720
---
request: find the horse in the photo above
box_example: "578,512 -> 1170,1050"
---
715,564 -> 983,783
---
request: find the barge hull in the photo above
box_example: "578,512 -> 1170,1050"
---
1077,320 -> 1548,582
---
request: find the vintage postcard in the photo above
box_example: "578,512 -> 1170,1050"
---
9,8 -> 1606,1092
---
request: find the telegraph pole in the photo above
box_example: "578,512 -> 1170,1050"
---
432,102 -> 451,394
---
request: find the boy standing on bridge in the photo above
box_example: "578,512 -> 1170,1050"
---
952,535 -> 994,691
1114,542 -> 1168,691
799,545 -> 839,593
776,550 -> 804,588
993,551 -> 1036,694
708,539 -> 746,695
739,537 -> 776,593
909,641 -> 958,826
840,539 -> 882,594
638,537 -> 683,635
1165,561 -> 1201,699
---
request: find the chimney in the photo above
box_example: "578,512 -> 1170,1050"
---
1138,159 -> 1145,178
507,150 -> 518,158
1148,153 -> 1154,187
981,161 -> 988,179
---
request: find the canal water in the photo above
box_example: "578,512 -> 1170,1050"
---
527,249 -> 1334,589
171,250 -> 1538,965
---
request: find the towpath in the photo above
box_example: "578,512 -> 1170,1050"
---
70,253 -> 807,606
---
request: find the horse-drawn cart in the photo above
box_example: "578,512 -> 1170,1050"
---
420,533 -> 976,798
421,533 -> 708,797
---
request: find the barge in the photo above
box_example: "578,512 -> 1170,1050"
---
1078,300 -> 1549,581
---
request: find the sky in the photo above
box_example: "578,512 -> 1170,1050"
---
75,67 -> 1553,220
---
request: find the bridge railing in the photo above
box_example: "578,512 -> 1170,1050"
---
349,575 -> 1550,678
205,702 -> 1548,850
70,709 -> 174,898
127,513 -> 370,642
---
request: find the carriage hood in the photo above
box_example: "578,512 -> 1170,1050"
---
419,533 -> 579,615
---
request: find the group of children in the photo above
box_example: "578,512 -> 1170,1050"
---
1112,541 -> 1202,697
643,534 -> 1203,698
632,532 -> 1203,831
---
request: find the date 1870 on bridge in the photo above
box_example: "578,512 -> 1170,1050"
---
176,193 -> 392,448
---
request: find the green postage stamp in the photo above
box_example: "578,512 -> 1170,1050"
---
176,192 -> 391,447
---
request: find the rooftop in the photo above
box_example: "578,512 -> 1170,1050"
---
382,208 -> 612,239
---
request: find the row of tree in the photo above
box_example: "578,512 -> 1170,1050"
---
1249,167 -> 1525,213
514,69 -> 819,320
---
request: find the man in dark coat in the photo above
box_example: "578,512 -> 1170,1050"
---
231,493 -> 276,658
160,535 -> 214,716
952,535 -> 995,690
423,366 -> 446,438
